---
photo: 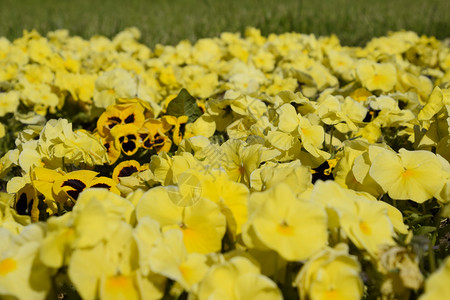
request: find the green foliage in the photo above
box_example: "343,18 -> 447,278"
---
0,0 -> 448,47
166,89 -> 203,123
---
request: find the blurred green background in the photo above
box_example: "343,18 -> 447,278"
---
0,0 -> 449,47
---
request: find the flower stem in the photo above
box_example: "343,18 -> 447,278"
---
428,211 -> 441,273
61,157 -> 67,173
329,126 -> 335,157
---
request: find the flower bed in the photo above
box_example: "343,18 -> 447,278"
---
0,27 -> 449,299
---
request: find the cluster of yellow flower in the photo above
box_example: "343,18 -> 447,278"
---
0,27 -> 449,299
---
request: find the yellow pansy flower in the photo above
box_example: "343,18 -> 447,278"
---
52,170 -> 99,205
356,59 -> 397,92
13,183 -> 39,222
333,140 -> 384,197
149,230 -> 209,291
180,66 -> 218,98
133,217 -> 162,275
39,209 -> 74,266
378,245 -> 423,297
162,115 -> 189,146
295,244 -> 363,300
196,256 -> 282,300
0,91 -> 20,117
88,177 -> 121,196
100,274 -> 139,300
39,118 -> 108,167
19,63 -> 54,85
54,72 -> 96,104
183,114 -> 216,139
327,49 -> 357,81
136,187 -> 226,254
243,183 -> 328,261
220,139 -> 264,184
0,225 -> 51,300
350,87 -> 373,102
96,102 -> 145,137
196,169 -> 249,236
419,256 -> 450,300
418,86 -> 450,121
21,82 -> 60,114
250,161 -> 311,196
93,68 -> 138,108
311,180 -> 399,255
31,167 -> 65,214
97,134 -> 121,165
148,152 -> 187,186
110,123 -> 142,156
316,94 -> 361,133
66,189 -> 135,253
113,160 -> 141,183
68,220 -> 152,300
138,118 -> 172,153
339,196 -> 396,256
369,147 -> 447,203
0,192 -> 30,234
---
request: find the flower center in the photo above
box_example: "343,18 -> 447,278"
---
104,275 -> 137,296
0,258 -> 17,276
359,221 -> 371,235
372,74 -> 386,84
238,164 -> 245,175
324,289 -> 340,299
401,168 -> 414,178
277,220 -> 294,236
179,263 -> 191,278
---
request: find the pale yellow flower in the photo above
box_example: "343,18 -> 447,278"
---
243,183 -> 328,261
295,243 -> 363,300
356,59 -> 397,92
369,147 -> 447,203
136,187 -> 226,254
419,256 -> 450,300
196,256 -> 282,300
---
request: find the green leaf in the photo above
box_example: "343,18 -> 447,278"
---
409,214 -> 434,225
166,88 -> 203,123
415,226 -> 436,235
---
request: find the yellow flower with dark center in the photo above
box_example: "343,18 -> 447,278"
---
162,115 -> 189,146
88,177 -> 121,195
31,167 -> 65,215
110,124 -> 141,156
196,99 -> 206,113
14,183 -> 39,222
311,158 -> 339,183
52,170 -> 99,204
112,160 -> 141,183
138,119 -> 172,153
96,103 -> 145,137
117,97 -> 155,119
151,134 -> 172,154
94,132 -> 121,165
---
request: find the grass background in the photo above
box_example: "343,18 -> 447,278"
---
0,0 -> 449,47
